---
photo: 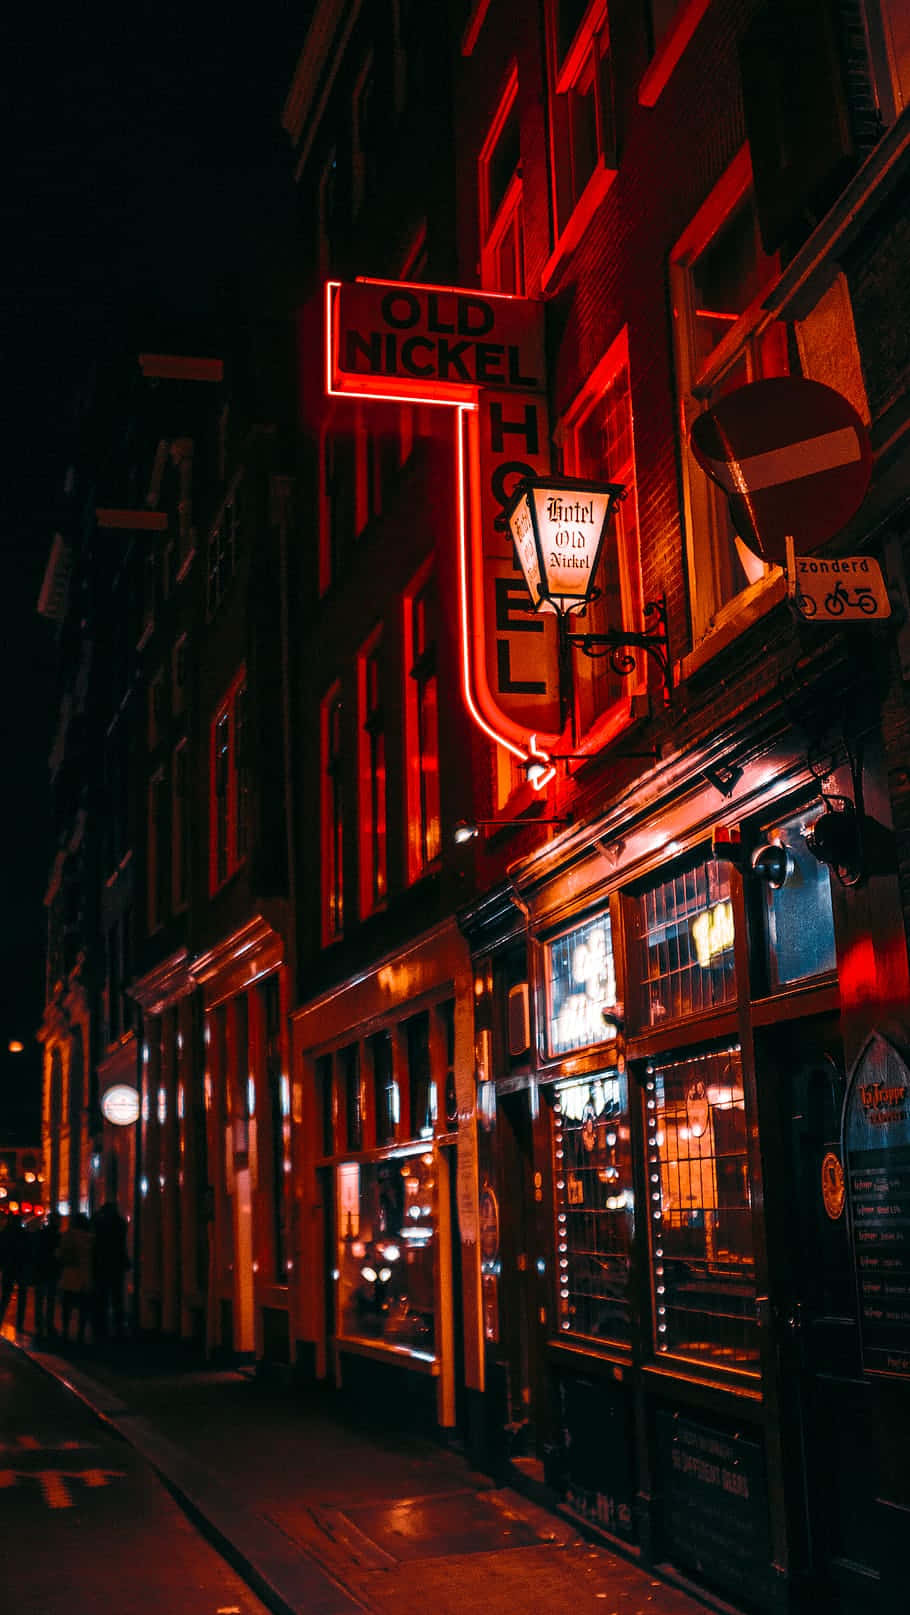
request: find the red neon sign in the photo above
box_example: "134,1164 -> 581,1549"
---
327,279 -> 562,766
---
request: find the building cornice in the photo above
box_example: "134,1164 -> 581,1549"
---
130,949 -> 194,1015
191,915 -> 285,1006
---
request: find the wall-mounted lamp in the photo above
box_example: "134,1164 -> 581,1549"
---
454,816 -> 569,845
502,473 -> 672,710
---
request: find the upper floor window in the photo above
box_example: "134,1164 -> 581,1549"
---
561,331 -> 645,744
318,146 -> 343,279
171,740 -> 189,914
321,683 -> 345,943
352,56 -> 380,215
479,67 -> 524,293
148,768 -> 168,933
207,484 -> 241,616
319,428 -> 355,595
405,573 -> 441,880
358,633 -> 388,916
210,671 -> 248,893
148,669 -> 165,751
865,0 -> 910,122
548,0 -> 616,240
671,152 -> 787,645
172,635 -> 188,715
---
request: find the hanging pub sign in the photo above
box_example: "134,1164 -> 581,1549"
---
326,278 -> 562,764
100,1084 -> 140,1127
690,376 -> 872,565
844,1031 -> 910,1378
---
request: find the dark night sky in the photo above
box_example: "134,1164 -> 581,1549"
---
0,7 -> 308,1137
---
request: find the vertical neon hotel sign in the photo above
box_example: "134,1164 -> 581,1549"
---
326,279 -> 561,772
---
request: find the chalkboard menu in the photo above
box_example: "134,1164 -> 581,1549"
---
844,1031 -> 910,1378
655,1411 -> 771,1607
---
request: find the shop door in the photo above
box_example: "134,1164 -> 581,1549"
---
497,1089 -> 540,1456
759,1016 -> 878,1613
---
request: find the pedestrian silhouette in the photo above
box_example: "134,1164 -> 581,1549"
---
57,1212 -> 94,1345
0,1215 -> 32,1332
92,1201 -> 130,1339
32,1211 -> 61,1337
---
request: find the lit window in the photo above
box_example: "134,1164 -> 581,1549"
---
671,152 -> 788,645
371,1031 -> 399,1147
335,1153 -> 436,1358
405,574 -> 441,880
636,853 -> 736,1027
552,1071 -> 633,1343
209,671 -> 248,893
548,0 -> 616,240
562,332 -> 645,743
547,911 -> 618,1056
358,635 -> 388,916
479,66 -> 524,293
646,1048 -> 757,1369
321,684 -> 345,942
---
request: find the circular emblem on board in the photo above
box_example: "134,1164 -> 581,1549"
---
821,1150 -> 846,1221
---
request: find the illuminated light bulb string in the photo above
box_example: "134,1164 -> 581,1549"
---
645,1044 -> 741,1352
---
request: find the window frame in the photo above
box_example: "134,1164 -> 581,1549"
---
147,766 -> 168,934
171,738 -> 189,915
320,681 -> 345,944
404,569 -> 442,883
545,0 -> 617,263
558,326 -> 647,750
358,629 -> 388,918
209,669 -> 248,896
478,64 -> 525,294
671,149 -> 788,654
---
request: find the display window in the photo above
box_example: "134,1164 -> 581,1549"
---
546,909 -> 619,1056
644,1046 -> 758,1369
552,1070 -> 634,1343
636,854 -> 736,1026
335,1148 -> 436,1359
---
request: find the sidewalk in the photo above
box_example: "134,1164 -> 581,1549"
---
10,1326 -> 712,1615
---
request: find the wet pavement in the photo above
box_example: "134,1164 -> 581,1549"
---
3,1322 -> 713,1615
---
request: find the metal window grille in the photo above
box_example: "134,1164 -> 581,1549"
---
639,857 -> 736,1024
552,1072 -> 633,1343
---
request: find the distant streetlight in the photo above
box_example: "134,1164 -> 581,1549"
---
8,1040 -> 24,1053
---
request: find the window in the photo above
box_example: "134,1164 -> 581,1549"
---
407,1011 -> 435,1139
148,670 -> 165,750
548,0 -> 616,240
865,0 -> 910,121
261,977 -> 289,1279
171,741 -> 189,913
148,769 -> 168,933
636,854 -> 736,1027
370,1031 -> 399,1146
672,153 -> 788,645
210,672 -> 248,893
352,56 -> 380,215
317,1052 -> 336,1157
755,803 -> 836,990
317,145 -> 342,279
562,333 -> 645,743
440,999 -> 457,1130
358,634 -> 388,916
340,1044 -> 363,1153
645,1047 -> 757,1368
405,573 -> 441,880
172,635 -> 187,715
552,1071 -> 633,1342
479,67 -> 524,293
319,429 -> 355,595
547,910 -> 619,1055
321,684 -> 345,942
140,546 -> 157,643
335,1152 -> 436,1356
207,485 -> 241,616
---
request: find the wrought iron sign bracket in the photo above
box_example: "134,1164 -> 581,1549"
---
563,596 -> 672,704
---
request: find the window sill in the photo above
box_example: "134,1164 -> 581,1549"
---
335,1334 -> 439,1374
640,1356 -> 763,1398
542,158 -> 618,294
677,569 -> 787,682
638,0 -> 712,108
546,1336 -> 633,1374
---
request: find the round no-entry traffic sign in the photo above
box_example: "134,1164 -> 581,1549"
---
690,376 -> 872,564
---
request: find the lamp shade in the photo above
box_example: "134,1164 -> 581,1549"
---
504,474 -> 624,616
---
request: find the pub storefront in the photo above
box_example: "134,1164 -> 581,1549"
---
290,917 -> 480,1431
469,722 -> 898,1613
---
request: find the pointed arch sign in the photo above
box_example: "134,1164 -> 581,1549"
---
326,278 -> 562,766
844,1030 -> 910,1378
